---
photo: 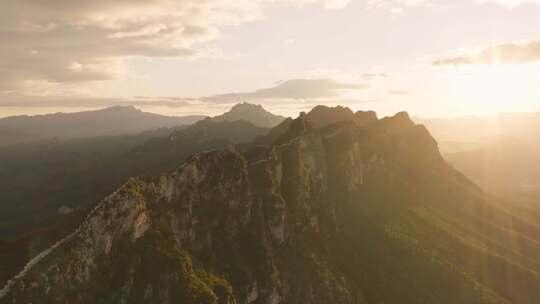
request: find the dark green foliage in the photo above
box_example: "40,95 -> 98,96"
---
106,229 -> 233,304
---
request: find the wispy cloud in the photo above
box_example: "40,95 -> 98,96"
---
0,78 -> 370,109
323,0 -> 352,9
476,0 -> 540,7
433,40 -> 540,65
0,95 -> 196,108
0,0 -> 350,94
388,90 -> 414,95
202,78 -> 370,103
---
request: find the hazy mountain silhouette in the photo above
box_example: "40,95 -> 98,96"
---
0,106 -> 206,147
418,111 -> 540,153
3,106 -> 540,304
418,112 -> 540,203
446,137 -> 540,203
211,102 -> 285,127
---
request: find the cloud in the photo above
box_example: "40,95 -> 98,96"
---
0,93 -> 198,109
367,0 -> 432,12
476,0 -> 540,7
433,40 -> 540,65
323,0 -> 352,9
0,0 -> 347,93
369,0 -> 540,12
388,90 -> 414,95
0,78 -> 370,109
361,73 -> 395,79
202,78 -> 370,103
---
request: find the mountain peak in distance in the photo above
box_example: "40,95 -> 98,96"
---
99,105 -> 140,113
212,102 -> 286,128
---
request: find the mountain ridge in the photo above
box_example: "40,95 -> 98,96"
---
3,106 -> 540,303
1,109 -> 434,302
0,106 -> 206,146
417,111 -> 540,153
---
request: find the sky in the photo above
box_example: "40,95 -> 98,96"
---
1,0 -> 540,118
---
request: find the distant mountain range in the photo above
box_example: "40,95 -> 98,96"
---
446,137 -> 540,202
418,111 -> 540,203
0,106 -> 206,147
3,105 -> 540,303
418,111 -> 540,153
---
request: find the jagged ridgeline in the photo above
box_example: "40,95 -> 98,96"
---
2,106 -> 540,304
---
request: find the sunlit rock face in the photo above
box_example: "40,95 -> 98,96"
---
6,106 -> 536,304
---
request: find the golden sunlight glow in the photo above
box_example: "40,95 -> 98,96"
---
445,65 -> 540,114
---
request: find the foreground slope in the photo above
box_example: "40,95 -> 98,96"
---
2,107 -> 540,303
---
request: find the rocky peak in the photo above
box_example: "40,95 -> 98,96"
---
375,111 -> 415,131
306,105 -> 378,129
230,102 -> 264,112
354,110 -> 378,126
211,102 -> 286,128
102,105 -> 141,113
305,105 -> 355,128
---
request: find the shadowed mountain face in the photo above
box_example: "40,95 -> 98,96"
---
211,102 -> 286,128
0,119 -> 269,238
3,106 -> 540,304
0,106 -> 206,147
0,127 -> 36,146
